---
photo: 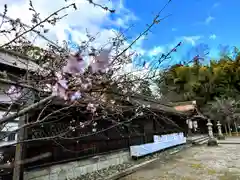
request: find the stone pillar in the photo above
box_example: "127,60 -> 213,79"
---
207,119 -> 218,146
217,121 -> 225,140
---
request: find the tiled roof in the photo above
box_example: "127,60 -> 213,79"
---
0,48 -> 43,72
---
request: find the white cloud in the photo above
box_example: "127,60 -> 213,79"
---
205,15 -> 215,24
182,35 -> 202,46
148,46 -> 165,56
1,1 -> 165,98
193,15 -> 215,26
209,34 -> 217,40
125,35 -> 146,56
0,0 -> 137,50
2,0 -> 159,83
171,28 -> 177,32
213,2 -> 220,8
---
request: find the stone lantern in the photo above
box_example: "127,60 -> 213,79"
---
207,119 -> 218,146
193,120 -> 198,132
186,119 -> 193,137
217,121 -> 225,140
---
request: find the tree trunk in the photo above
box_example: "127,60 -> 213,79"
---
224,124 -> 228,135
227,122 -> 232,136
234,121 -> 239,136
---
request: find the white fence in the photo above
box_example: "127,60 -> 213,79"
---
130,132 -> 186,157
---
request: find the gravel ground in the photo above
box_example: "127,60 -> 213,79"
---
70,145 -> 188,180
121,144 -> 240,180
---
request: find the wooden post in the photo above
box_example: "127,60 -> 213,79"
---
12,114 -> 27,180
13,87 -> 35,180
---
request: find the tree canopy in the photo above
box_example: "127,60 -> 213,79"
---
157,49 -> 240,105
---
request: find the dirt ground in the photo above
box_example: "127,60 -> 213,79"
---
121,143 -> 240,180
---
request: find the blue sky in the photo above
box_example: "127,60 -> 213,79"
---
109,0 -> 240,65
2,0 -> 239,66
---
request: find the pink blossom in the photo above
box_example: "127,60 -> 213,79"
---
52,79 -> 68,100
70,91 -> 81,101
58,79 -> 68,89
55,72 -> 63,79
63,54 -> 85,74
89,47 -> 112,73
53,47 -> 113,101
81,83 -> 92,90
7,85 -> 21,100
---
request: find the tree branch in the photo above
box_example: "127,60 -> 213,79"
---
0,95 -> 55,124
0,78 -> 44,92
0,3 -> 76,48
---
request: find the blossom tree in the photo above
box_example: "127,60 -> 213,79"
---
0,0 -> 181,153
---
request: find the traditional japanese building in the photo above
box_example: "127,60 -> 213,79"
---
0,47 -> 41,180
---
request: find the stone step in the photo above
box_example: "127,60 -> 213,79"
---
198,138 -> 209,145
192,136 -> 209,145
187,135 -> 206,143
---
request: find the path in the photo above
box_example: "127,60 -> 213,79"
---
121,138 -> 240,180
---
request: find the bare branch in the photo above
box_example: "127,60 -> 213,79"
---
0,3 -> 76,48
0,95 -> 55,124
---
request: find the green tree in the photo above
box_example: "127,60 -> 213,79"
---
158,51 -> 240,105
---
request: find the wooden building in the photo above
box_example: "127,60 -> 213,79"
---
22,95 -> 188,169
0,47 -> 42,180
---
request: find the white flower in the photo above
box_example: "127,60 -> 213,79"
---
79,122 -> 85,128
110,100 -> 115,104
87,103 -> 97,113
70,91 -> 82,101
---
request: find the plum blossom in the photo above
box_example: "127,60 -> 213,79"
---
81,82 -> 92,90
136,112 -> 144,116
89,46 -> 112,73
79,122 -> 85,128
52,79 -> 68,100
7,85 -> 22,100
63,53 -> 85,74
87,103 -> 97,113
58,79 -> 68,89
52,46 -> 113,104
70,91 -> 81,101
